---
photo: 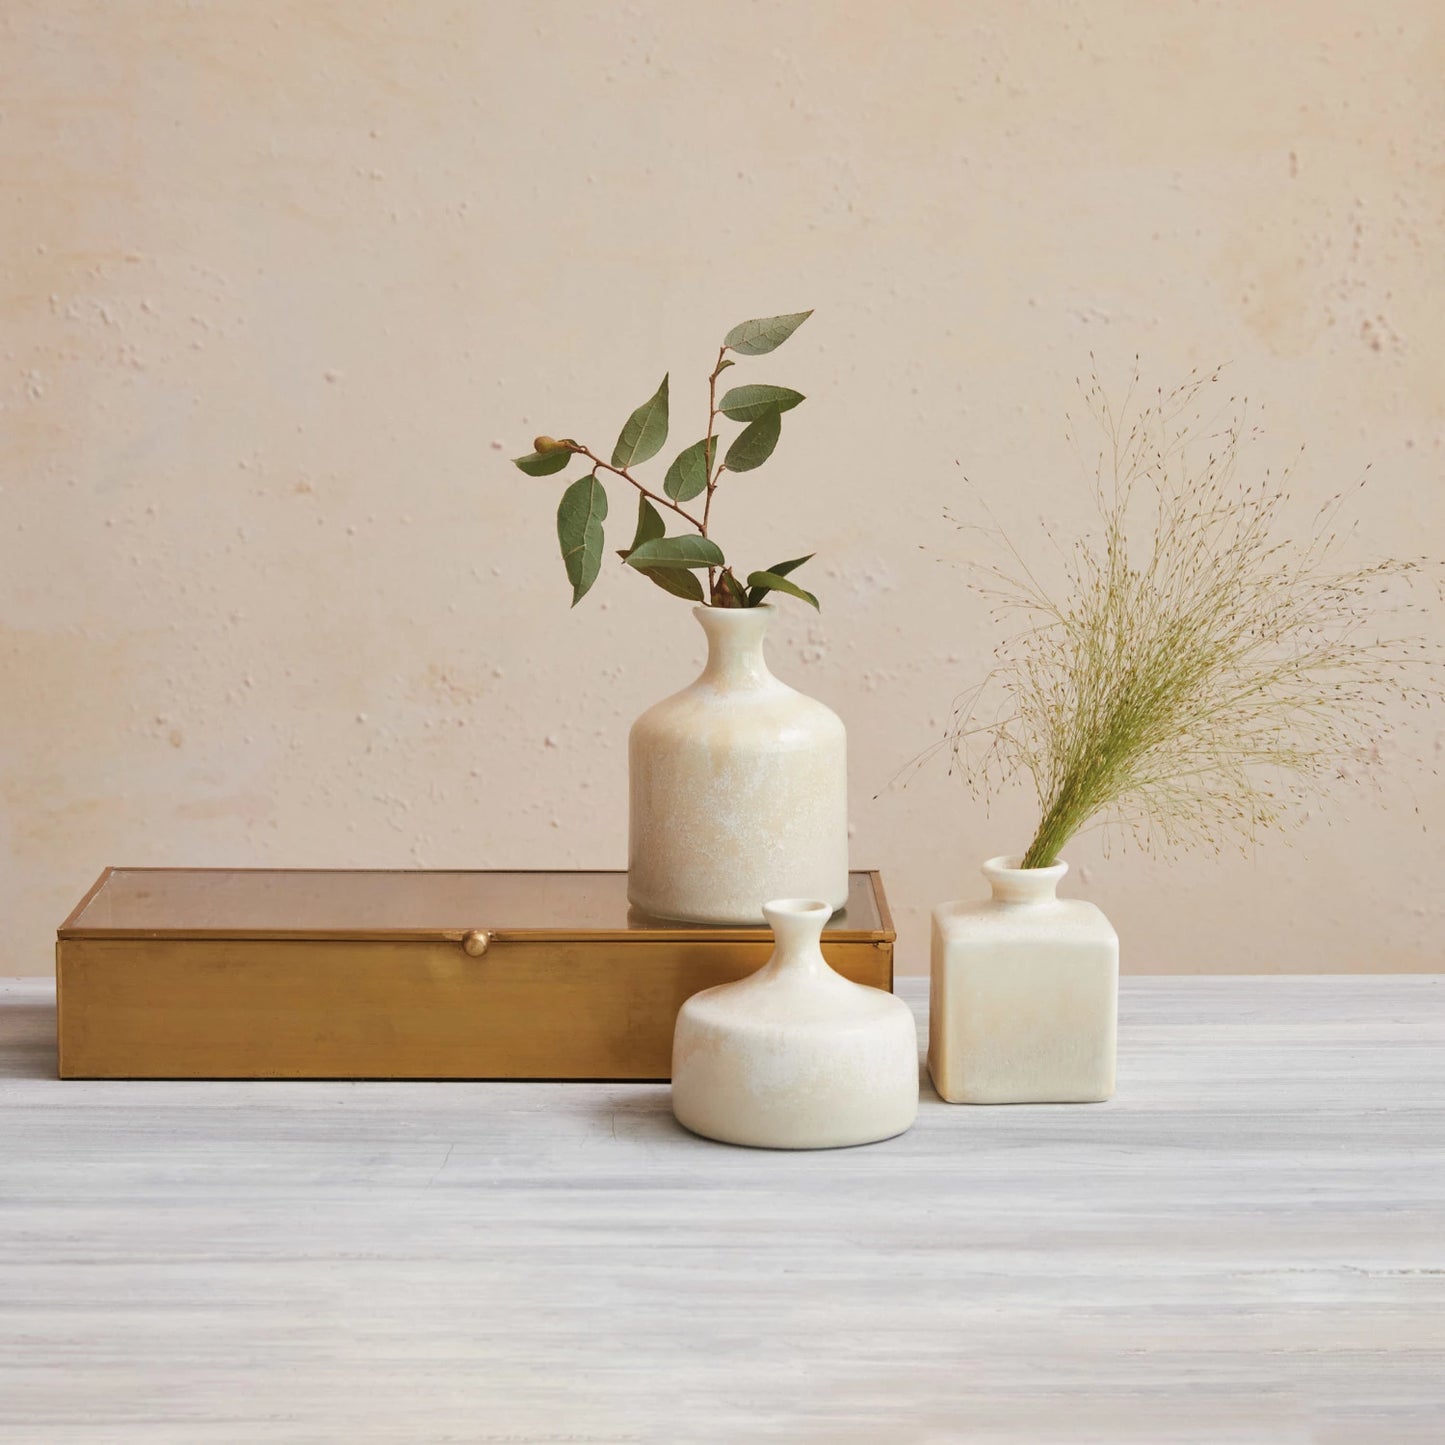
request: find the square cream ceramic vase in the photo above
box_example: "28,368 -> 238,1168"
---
929,856 -> 1118,1104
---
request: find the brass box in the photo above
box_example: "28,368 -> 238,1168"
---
55,868 -> 896,1080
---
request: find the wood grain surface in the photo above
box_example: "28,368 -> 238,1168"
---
2,976 -> 1442,1443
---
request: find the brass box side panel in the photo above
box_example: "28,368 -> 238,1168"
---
55,938 -> 893,1080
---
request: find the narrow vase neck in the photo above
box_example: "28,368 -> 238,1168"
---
694,604 -> 775,689
761,898 -> 832,980
983,854 -> 1068,904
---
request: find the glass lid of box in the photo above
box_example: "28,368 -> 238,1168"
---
61,869 -> 887,939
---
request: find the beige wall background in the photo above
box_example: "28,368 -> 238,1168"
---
2,1 -> 1442,977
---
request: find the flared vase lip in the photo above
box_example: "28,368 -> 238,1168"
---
982,854 -> 1069,881
762,897 -> 833,923
981,854 -> 1069,904
691,602 -> 776,622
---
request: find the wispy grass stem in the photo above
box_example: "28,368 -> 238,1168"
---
946,366 -> 1436,869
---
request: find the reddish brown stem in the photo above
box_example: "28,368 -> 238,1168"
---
703,345 -> 728,589
570,446 -> 704,532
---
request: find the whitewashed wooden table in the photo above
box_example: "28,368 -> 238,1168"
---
1,976 -> 1442,1444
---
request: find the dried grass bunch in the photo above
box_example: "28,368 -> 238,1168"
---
944,366 -> 1436,869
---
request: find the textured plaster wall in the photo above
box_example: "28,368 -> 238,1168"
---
2,1 -> 1442,976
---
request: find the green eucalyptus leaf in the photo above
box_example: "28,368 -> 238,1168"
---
611,375 -> 670,468
765,553 -> 813,577
718,385 -> 805,423
746,569 -> 819,610
618,495 -> 666,559
513,449 -> 571,477
715,358 -> 736,374
723,409 -> 781,472
638,565 -> 705,602
744,553 -> 813,605
722,310 -> 813,356
663,437 -> 716,502
619,497 -> 702,598
625,534 -> 725,570
557,475 -> 608,606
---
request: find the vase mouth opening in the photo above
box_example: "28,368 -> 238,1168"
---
762,897 -> 832,924
982,854 -> 1068,879
692,603 -> 774,622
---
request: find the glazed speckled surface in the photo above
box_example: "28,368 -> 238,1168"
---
672,898 -> 919,1149
930,856 -> 1119,1104
628,607 -> 848,925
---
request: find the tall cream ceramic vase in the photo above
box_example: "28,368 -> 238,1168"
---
672,898 -> 919,1148
628,605 -> 848,925
929,855 -> 1118,1104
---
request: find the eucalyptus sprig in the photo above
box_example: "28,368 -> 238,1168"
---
512,310 -> 820,610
